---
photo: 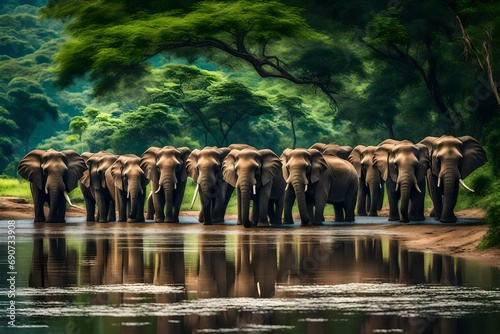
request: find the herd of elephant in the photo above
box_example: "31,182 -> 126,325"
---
17,135 -> 488,226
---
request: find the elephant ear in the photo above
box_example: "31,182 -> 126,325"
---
336,146 -> 354,160
348,145 -> 365,178
309,142 -> 327,152
109,159 -> 124,191
18,150 -> 45,190
280,148 -> 293,183
140,147 -> 161,185
308,149 -> 328,184
416,144 -> 430,183
80,170 -> 90,188
217,147 -> 231,162
458,136 -> 488,179
222,149 -> 239,187
177,147 -> 192,182
259,149 -> 281,186
61,150 -> 87,192
373,146 -> 391,182
185,149 -> 200,181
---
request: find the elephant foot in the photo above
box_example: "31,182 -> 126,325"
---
236,220 -> 243,225
34,218 -> 46,223
313,221 -> 323,226
357,212 -> 367,216
203,221 -> 213,225
368,212 -> 378,217
257,220 -> 270,227
270,220 -> 282,225
154,218 -> 164,223
86,217 -> 96,222
388,216 -> 399,221
409,215 -> 425,221
440,215 -> 458,223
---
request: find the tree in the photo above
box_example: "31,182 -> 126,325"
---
69,116 -> 88,141
275,94 -> 307,148
40,0 -> 362,105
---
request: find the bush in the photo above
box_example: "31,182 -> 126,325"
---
478,202 -> 500,249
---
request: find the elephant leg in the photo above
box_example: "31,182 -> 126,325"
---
272,194 -> 284,225
344,186 -> 357,222
356,182 -> 368,216
108,198 -> 116,222
31,184 -> 46,222
257,183 -> 272,227
172,182 -> 186,223
117,190 -> 127,222
212,183 -> 227,223
56,195 -> 67,223
236,187 -> 243,225
136,189 -> 146,222
305,195 -> 314,226
154,192 -> 166,223
283,188 -> 295,224
386,183 -> 400,221
409,183 -> 426,221
251,197 -> 260,227
332,203 -> 345,222
83,192 -> 96,222
312,195 -> 327,225
430,174 -> 443,221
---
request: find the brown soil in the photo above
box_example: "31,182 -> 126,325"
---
1,197 -> 498,267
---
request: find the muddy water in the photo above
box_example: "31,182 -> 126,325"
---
1,218 -> 499,333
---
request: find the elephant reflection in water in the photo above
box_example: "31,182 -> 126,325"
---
29,237 -> 78,305
233,234 -> 278,298
360,315 -> 459,334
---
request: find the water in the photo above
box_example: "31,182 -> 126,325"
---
1,218 -> 499,333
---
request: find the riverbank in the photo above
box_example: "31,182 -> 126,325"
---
1,196 -> 498,267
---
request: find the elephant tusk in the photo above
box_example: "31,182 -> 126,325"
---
285,183 -> 290,191
253,184 -> 257,195
140,187 -> 144,195
304,184 -> 308,193
127,189 -> 130,198
64,191 -> 77,208
174,183 -> 177,190
190,183 -> 199,209
437,177 -> 441,188
379,183 -> 383,189
395,183 -> 399,192
155,185 -> 162,194
459,179 -> 475,193
45,187 -> 49,195
415,183 -> 422,193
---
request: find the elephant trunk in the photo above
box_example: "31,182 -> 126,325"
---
239,180 -> 253,227
160,173 -> 177,222
398,181 -> 412,223
47,181 -> 64,222
199,179 -> 214,224
440,168 -> 459,223
367,179 -> 380,216
290,170 -> 309,225
127,177 -> 142,221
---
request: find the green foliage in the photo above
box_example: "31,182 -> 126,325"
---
0,178 -> 32,199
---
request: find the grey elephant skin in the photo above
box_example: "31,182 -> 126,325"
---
310,142 -> 353,160
222,148 -> 285,227
374,140 -> 429,222
80,151 -> 118,222
348,145 -> 385,217
186,146 -> 233,225
281,148 -> 358,225
18,149 -> 86,223
141,146 -> 191,223
105,154 -> 149,222
420,135 -> 487,223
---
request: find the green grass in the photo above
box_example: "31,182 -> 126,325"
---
0,178 -> 32,199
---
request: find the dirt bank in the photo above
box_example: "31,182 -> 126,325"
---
1,196 -> 498,267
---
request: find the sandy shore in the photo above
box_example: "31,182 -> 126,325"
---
1,196 -> 499,267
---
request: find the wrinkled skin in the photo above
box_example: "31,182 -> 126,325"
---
222,148 -> 285,227
105,154 -> 149,222
310,142 -> 353,160
18,149 -> 86,223
141,146 -> 191,223
348,145 -> 385,216
186,146 -> 232,225
374,140 -> 429,222
419,135 -> 487,223
80,151 -> 118,222
281,148 -> 358,225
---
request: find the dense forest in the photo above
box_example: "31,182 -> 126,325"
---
2,0 -> 499,172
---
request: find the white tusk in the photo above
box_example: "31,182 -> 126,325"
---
190,183 -> 199,209
257,281 -> 261,298
395,183 -> 399,192
285,183 -> 290,191
459,179 -> 475,193
140,187 -> 144,195
304,184 -> 308,193
379,183 -> 383,189
437,177 -> 441,188
45,187 -> 49,194
174,183 -> 177,190
155,185 -> 162,194
64,191 -> 77,208
127,189 -> 130,198
253,184 -> 257,195
415,183 -> 422,193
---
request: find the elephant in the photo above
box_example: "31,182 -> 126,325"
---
222,148 -> 285,227
105,154 -> 149,222
80,151 -> 118,222
373,140 -> 430,222
309,142 -> 353,160
281,148 -> 358,225
348,145 -> 385,216
186,146 -> 233,225
18,149 -> 87,223
140,146 -> 191,223
419,135 -> 487,223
